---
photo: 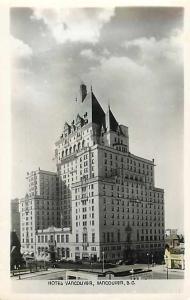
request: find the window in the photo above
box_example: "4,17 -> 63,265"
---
107,232 -> 110,243
117,230 -> 120,242
76,234 -> 79,243
83,233 -> 87,243
66,235 -> 69,243
103,232 -> 106,242
92,233 -> 95,243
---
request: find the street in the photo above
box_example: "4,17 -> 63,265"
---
11,263 -> 184,280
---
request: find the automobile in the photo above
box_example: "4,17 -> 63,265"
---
66,259 -> 75,263
75,260 -> 83,265
124,259 -> 134,265
59,258 -> 67,263
116,260 -> 124,265
116,259 -> 134,265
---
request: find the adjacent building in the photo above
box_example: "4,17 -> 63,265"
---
165,229 -> 184,250
19,169 -> 60,255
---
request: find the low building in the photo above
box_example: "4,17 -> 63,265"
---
35,226 -> 73,261
164,247 -> 184,270
165,229 -> 181,249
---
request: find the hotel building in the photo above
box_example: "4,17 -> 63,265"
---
46,83 -> 165,262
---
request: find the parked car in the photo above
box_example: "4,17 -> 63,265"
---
116,260 -> 124,265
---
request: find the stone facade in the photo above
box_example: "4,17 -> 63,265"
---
54,84 -> 165,262
35,227 -> 72,261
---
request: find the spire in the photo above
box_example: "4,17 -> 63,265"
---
108,98 -> 110,110
106,103 -> 111,131
106,104 -> 118,132
80,82 -> 87,102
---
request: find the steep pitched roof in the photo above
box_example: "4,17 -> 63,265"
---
106,106 -> 119,132
91,92 -> 106,129
71,90 -> 106,129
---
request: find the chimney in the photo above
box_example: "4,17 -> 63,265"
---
80,83 -> 87,102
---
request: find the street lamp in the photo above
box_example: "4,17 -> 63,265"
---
130,268 -> 134,280
165,257 -> 169,280
43,251 -> 46,269
151,254 -> 154,267
90,254 -> 93,272
18,265 -> 21,280
147,253 -> 149,270
102,251 -> 105,273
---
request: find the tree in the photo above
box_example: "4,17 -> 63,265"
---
10,231 -> 25,270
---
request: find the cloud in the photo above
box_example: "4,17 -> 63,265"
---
80,48 -> 98,60
80,47 -> 111,62
31,8 -> 115,44
124,29 -> 183,65
102,48 -> 110,57
86,55 -> 152,98
11,35 -> 33,59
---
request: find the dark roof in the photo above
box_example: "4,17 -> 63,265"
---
65,88 -> 125,136
108,107 -> 119,132
70,90 -> 105,130
91,92 -> 106,129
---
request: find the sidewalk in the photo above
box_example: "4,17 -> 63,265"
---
152,264 -> 184,273
11,268 -> 66,280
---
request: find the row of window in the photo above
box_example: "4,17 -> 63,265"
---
104,152 -> 153,169
37,234 -> 70,243
75,199 -> 94,207
103,220 -> 164,227
76,220 -> 95,227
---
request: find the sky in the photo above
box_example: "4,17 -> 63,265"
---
10,7 -> 184,233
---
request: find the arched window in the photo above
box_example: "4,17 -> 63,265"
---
62,151 -> 64,157
73,145 -> 76,152
69,147 -> 72,154
66,149 -> 68,156
78,142 -> 80,150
